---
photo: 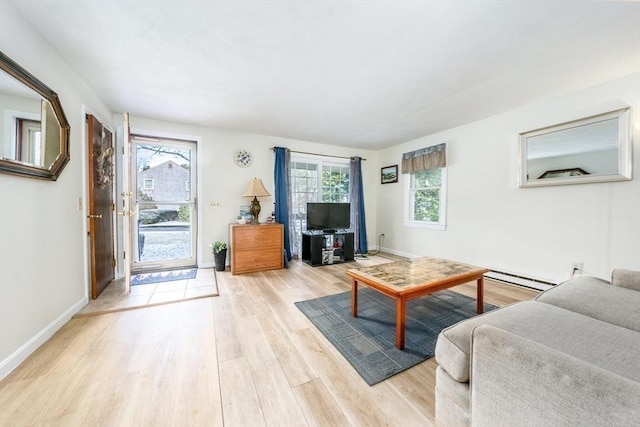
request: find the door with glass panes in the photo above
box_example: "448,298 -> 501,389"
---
290,158 -> 350,255
131,136 -> 197,272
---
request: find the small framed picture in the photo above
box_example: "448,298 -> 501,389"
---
381,165 -> 398,184
239,205 -> 252,221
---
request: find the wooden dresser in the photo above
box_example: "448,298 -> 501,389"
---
229,223 -> 284,275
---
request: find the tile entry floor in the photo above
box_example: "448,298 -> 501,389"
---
74,268 -> 218,317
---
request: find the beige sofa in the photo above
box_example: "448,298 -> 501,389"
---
434,269 -> 640,427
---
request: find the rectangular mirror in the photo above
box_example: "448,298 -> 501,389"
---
519,107 -> 632,187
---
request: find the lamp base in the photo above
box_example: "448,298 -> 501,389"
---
249,196 -> 261,224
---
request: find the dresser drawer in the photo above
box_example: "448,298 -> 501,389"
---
233,247 -> 283,274
234,226 -> 281,249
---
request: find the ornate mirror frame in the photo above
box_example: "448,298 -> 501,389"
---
0,51 -> 70,180
518,108 -> 632,188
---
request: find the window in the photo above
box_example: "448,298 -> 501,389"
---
405,167 -> 447,230
291,161 -> 318,212
322,163 -> 350,202
143,178 -> 154,190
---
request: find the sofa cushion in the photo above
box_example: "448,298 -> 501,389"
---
535,275 -> 640,332
470,325 -> 640,427
612,268 -> 640,291
435,300 -> 640,383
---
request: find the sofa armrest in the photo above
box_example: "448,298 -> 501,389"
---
469,325 -> 640,427
611,268 -> 640,291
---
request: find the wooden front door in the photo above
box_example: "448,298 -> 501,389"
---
87,114 -> 115,299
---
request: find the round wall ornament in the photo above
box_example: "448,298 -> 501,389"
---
234,149 -> 253,167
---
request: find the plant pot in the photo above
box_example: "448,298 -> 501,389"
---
214,249 -> 227,271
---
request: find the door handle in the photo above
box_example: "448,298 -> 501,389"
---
117,210 -> 134,217
87,214 -> 103,219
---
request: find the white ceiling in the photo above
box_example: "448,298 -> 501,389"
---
6,1 -> 640,149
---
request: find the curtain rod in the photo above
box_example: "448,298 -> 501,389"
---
269,147 -> 366,161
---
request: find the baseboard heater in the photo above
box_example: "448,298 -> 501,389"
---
485,270 -> 559,291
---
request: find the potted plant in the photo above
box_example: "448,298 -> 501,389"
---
211,241 -> 228,271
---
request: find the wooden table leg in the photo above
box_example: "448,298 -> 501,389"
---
477,276 -> 484,314
396,297 -> 406,349
351,278 -> 358,317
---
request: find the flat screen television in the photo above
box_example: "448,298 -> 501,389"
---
306,202 -> 351,232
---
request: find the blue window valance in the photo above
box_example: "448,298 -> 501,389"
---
401,143 -> 446,174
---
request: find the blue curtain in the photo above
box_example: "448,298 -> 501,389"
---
274,147 -> 292,261
349,156 -> 368,255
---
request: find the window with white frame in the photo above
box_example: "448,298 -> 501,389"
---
403,144 -> 447,230
143,178 -> 154,190
321,163 -> 350,203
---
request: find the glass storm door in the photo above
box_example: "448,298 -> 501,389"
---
131,136 -> 197,272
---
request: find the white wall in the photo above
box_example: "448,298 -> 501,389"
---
119,115 -> 379,269
376,73 -> 640,282
0,1 -> 114,377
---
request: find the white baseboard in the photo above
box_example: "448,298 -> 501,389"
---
485,270 -> 556,291
0,296 -> 87,380
378,246 -> 419,259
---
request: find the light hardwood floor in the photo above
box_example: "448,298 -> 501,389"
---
0,254 -> 538,426
75,268 -> 219,317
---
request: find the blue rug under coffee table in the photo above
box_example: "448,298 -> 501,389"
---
131,268 -> 198,286
295,287 -> 497,386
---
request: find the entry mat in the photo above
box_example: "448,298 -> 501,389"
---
131,268 -> 198,286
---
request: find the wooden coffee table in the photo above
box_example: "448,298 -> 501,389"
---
346,257 -> 490,349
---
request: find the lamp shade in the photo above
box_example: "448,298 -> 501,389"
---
242,178 -> 271,198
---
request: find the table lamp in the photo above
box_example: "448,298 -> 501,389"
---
242,178 -> 271,224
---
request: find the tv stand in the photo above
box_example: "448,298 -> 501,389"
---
302,231 -> 354,267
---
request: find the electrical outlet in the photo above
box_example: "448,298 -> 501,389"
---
570,262 -> 583,275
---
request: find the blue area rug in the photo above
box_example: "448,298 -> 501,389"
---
295,288 -> 497,385
131,268 -> 197,286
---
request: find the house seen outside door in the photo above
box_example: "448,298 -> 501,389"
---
131,135 -> 197,273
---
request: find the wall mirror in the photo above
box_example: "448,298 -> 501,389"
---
519,107 -> 632,188
0,51 -> 70,180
